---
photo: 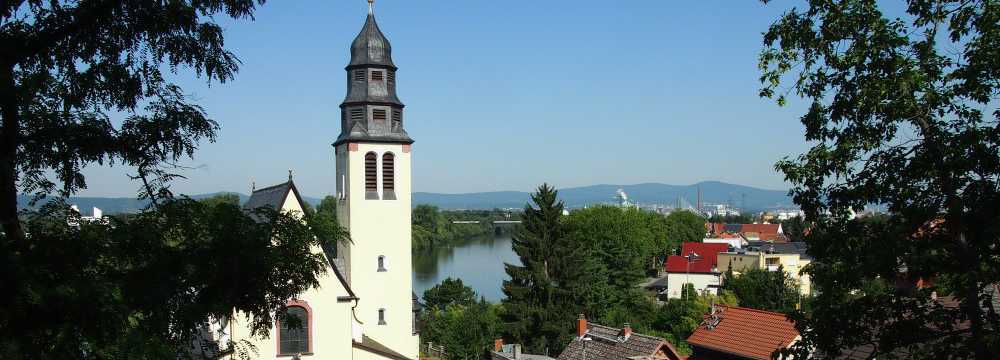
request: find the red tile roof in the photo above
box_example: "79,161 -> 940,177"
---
740,224 -> 781,236
665,243 -> 729,274
705,222 -> 727,235
687,306 -> 799,360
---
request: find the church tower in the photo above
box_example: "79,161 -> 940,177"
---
335,1 -> 418,358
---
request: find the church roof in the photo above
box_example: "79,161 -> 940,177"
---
243,180 -> 304,214
353,335 -> 411,360
349,10 -> 395,69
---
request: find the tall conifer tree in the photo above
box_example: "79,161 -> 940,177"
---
501,184 -> 576,355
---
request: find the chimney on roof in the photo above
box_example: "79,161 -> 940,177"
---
622,323 -> 632,340
494,339 -> 503,352
577,314 -> 587,338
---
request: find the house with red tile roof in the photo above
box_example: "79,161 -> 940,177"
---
686,306 -> 800,360
663,243 -> 730,299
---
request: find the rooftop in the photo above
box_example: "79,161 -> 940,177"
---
686,306 -> 799,360
558,322 -> 683,360
665,242 -> 730,274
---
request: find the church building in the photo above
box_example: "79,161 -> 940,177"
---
219,1 -> 419,359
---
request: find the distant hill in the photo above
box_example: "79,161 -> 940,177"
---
17,181 -> 794,215
414,181 -> 794,211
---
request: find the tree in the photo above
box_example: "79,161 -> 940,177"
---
0,2 -> 340,358
708,214 -> 753,224
198,193 -> 241,208
421,299 -> 501,360
423,277 -> 477,310
760,0 -> 1000,358
1,199 -> 334,359
501,184 -> 578,355
307,195 -> 345,259
777,216 -> 808,242
665,210 -> 706,244
724,267 -> 799,314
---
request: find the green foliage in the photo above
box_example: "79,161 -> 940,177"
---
777,216 -> 808,242
498,187 -> 719,355
306,195 -> 345,258
501,184 -> 579,355
0,2 -> 346,358
724,267 -> 799,314
199,193 -> 241,208
0,199 -> 332,359
412,205 -> 513,251
420,279 -> 499,360
423,277 -> 477,310
665,210 -> 707,244
421,299 -> 502,360
708,214 -> 753,224
760,0 -> 1000,358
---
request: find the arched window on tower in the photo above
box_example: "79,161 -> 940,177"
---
382,152 -> 395,200
365,152 -> 378,199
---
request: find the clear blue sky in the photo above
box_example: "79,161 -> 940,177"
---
78,0 -> 814,198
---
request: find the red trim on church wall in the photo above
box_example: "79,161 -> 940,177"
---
348,143 -> 359,152
276,299 -> 314,356
402,144 -> 411,153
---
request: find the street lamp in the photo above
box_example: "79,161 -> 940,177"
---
684,251 -> 703,300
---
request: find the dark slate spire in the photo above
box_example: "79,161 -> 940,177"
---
349,7 -> 395,69
335,1 -> 412,146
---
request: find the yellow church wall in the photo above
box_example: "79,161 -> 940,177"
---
223,189 -> 358,360
336,142 -> 419,359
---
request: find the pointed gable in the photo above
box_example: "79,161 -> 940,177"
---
244,180 -> 307,216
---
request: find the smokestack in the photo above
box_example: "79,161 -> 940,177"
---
577,314 -> 587,338
494,339 -> 503,352
623,323 -> 632,339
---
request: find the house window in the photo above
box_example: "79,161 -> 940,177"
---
378,308 -> 387,325
365,152 -> 378,195
278,305 -> 310,355
378,255 -> 387,272
371,70 -> 384,81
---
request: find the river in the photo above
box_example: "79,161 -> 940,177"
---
412,232 -> 520,303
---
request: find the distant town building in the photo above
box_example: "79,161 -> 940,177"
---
70,205 -> 108,224
717,242 -> 813,295
706,222 -> 787,243
701,203 -> 740,218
